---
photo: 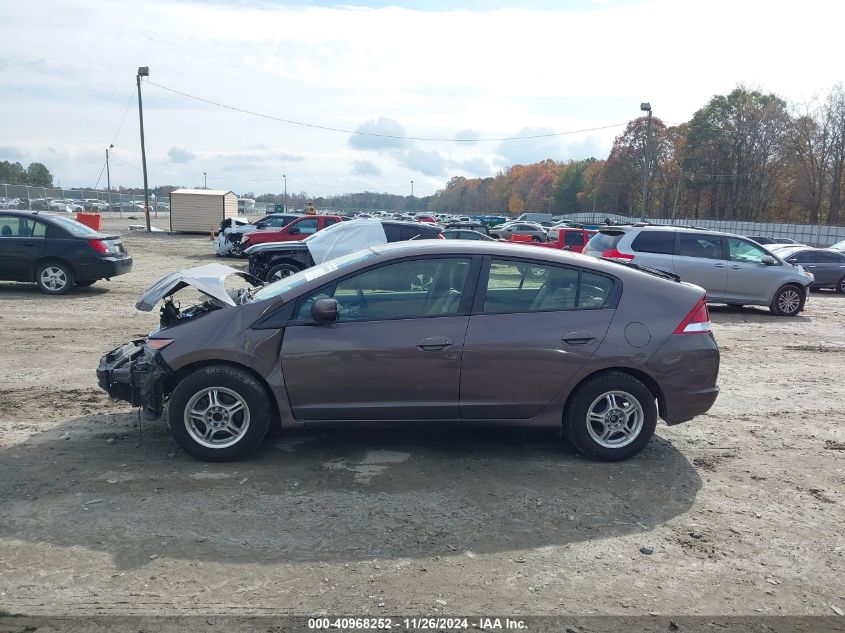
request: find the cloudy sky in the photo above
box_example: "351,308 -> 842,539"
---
1,0 -> 843,197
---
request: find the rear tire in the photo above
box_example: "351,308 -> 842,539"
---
565,372 -> 657,461
168,366 -> 271,462
770,284 -> 805,316
36,261 -> 74,295
266,262 -> 301,282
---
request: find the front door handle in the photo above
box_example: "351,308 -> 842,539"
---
714,263 -> 727,268
731,265 -> 741,270
23,242 -> 35,247
562,331 -> 596,345
417,336 -> 453,351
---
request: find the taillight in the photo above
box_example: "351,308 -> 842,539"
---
601,248 -> 634,263
147,339 -> 173,350
674,297 -> 712,334
89,239 -> 109,254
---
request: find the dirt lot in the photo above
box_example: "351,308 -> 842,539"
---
1,221 -> 844,622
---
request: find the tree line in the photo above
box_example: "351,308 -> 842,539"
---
427,84 -> 845,225
0,161 -> 54,188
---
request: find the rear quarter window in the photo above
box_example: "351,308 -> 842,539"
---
631,230 -> 675,254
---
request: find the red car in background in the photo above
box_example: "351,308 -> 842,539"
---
241,215 -> 342,248
415,214 -> 437,224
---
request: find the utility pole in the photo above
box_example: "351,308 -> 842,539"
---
592,175 -> 599,216
283,174 -> 287,210
106,144 -> 114,210
640,102 -> 653,220
137,66 -> 151,232
203,172 -> 207,189
411,180 -> 414,197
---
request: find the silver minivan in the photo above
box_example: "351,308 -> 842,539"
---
584,225 -> 814,316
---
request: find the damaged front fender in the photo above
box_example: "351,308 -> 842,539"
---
97,340 -> 172,419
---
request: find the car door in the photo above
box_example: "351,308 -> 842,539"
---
672,232 -> 728,300
0,214 -> 44,281
281,256 -> 477,421
800,250 -> 845,286
724,237 -> 781,303
460,257 -> 617,419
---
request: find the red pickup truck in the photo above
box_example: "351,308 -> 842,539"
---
513,227 -> 596,252
241,215 -> 343,248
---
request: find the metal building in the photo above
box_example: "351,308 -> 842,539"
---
169,189 -> 238,233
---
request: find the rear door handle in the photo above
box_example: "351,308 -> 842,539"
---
714,263 -> 727,268
731,265 -> 741,270
417,336 -> 453,351
562,331 -> 596,345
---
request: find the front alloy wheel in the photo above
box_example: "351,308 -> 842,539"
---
168,366 -> 271,461
770,285 -> 804,316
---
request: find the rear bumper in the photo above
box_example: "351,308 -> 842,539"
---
645,333 -> 721,425
96,340 -> 170,418
76,256 -> 133,281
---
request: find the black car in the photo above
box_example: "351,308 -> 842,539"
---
775,247 -> 845,293
443,221 -> 491,236
246,220 -> 442,281
443,229 -> 496,241
0,211 -> 132,294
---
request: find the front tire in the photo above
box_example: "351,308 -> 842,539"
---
770,284 -> 805,316
836,276 -> 845,295
36,261 -> 74,295
168,366 -> 272,461
266,262 -> 301,282
565,372 -> 657,461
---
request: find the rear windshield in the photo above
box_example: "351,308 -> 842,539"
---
631,230 -> 675,254
45,215 -> 100,236
587,231 -> 623,252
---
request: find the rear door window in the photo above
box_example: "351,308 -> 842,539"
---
482,259 -> 615,314
678,233 -> 723,259
631,230 -> 675,254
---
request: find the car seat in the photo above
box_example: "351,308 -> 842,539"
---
1,225 -> 13,237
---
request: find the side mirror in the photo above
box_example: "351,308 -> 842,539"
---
311,298 -> 338,323
288,226 -> 301,235
761,255 -> 776,265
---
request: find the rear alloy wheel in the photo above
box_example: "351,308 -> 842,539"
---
770,284 -> 805,316
837,276 -> 845,295
565,372 -> 657,461
168,366 -> 271,461
266,263 -> 301,282
36,262 -> 74,295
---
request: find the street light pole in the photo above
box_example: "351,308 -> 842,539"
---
137,66 -> 151,232
640,102 -> 653,220
203,172 -> 207,189
410,180 -> 414,197
283,174 -> 287,210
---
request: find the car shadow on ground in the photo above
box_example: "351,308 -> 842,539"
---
709,304 -> 811,322
0,411 -> 701,570
0,282 -> 111,297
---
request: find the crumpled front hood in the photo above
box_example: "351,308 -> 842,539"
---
136,263 -> 261,311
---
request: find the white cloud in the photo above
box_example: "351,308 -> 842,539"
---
1,0 -> 843,195
351,160 -> 383,177
348,117 -> 412,151
167,147 -> 196,163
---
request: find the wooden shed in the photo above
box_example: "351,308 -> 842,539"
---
169,189 -> 238,233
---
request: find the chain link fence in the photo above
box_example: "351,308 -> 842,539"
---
0,182 -> 170,217
559,212 -> 845,247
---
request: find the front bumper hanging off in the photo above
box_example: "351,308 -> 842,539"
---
96,340 -> 170,419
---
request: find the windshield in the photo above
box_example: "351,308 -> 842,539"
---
47,215 -> 101,236
252,248 -> 380,302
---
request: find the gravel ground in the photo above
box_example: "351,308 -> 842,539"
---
0,227 -> 844,624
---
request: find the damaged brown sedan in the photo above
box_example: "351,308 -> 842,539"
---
98,240 -> 719,462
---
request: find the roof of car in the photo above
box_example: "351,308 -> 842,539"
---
599,223 -> 756,240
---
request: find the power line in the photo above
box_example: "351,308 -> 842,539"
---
145,79 -> 628,142
95,85 -> 138,188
